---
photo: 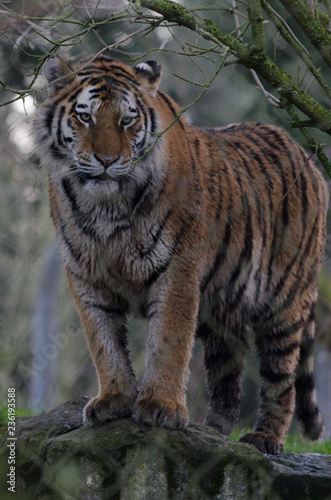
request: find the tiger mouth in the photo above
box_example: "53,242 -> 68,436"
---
93,172 -> 113,181
80,171 -> 115,182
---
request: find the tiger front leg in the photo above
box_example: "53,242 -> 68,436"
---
67,273 -> 137,425
135,270 -> 200,429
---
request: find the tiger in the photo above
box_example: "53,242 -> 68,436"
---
33,54 -> 328,454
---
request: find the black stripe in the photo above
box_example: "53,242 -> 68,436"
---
54,207 -> 82,265
255,323 -> 299,344
141,209 -> 173,257
88,84 -> 108,96
143,217 -> 189,288
241,133 -> 275,209
226,134 -> 272,305
302,149 -> 320,202
307,301 -> 317,322
219,160 -> 253,297
272,212 -> 319,303
141,298 -> 160,320
300,161 -> 308,225
131,172 -> 153,213
51,143 -> 67,160
77,69 -> 104,76
158,90 -> 185,131
220,282 -> 247,319
68,87 -> 83,103
103,62 -> 135,80
88,77 -> 103,86
56,106 -> 66,148
144,257 -> 172,287
79,77 -> 91,84
243,207 -> 253,260
186,134 -> 202,205
277,385 -> 294,401
45,102 -> 56,133
85,303 -> 123,316
149,107 -> 157,134
61,178 -> 103,240
62,178 -> 79,212
256,129 -> 290,223
233,139 -> 264,238
103,76 -> 135,93
134,132 -> 147,151
214,154 -> 226,221
112,69 -> 137,83
295,373 -> 315,392
194,137 -> 200,159
200,221 -> 231,293
259,367 -> 290,384
298,338 -> 314,361
266,342 -> 300,357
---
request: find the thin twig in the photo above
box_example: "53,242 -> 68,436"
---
231,0 -> 280,107
130,48 -> 231,172
282,150 -> 314,201
262,0 -> 331,100
305,72 -> 318,93
0,25 -> 149,106
265,3 -> 310,56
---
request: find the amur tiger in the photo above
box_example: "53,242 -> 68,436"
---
33,54 -> 328,454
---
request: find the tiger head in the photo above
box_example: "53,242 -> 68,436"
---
34,56 -> 164,189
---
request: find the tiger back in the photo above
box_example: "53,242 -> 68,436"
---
33,55 -> 328,454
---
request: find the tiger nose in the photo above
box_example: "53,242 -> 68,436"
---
95,154 -> 118,168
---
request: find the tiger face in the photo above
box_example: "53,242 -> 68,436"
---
34,56 -> 162,191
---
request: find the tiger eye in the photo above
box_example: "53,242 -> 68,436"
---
121,116 -> 134,127
78,112 -> 91,122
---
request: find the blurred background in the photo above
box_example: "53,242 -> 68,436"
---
0,0 -> 331,435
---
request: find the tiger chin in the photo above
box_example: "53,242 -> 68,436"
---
33,54 -> 328,455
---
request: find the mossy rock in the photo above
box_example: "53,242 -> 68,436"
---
1,397 -> 331,499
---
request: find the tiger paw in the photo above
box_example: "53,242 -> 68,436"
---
134,397 -> 188,429
83,393 -> 133,425
204,409 -> 234,437
239,431 -> 284,454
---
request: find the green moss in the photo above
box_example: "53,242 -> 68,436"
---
142,0 -> 194,26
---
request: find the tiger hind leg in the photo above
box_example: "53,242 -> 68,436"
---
240,311 -> 304,454
295,302 -> 324,440
198,322 -> 248,437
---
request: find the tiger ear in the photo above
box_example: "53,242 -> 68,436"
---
134,60 -> 161,96
44,57 -> 76,94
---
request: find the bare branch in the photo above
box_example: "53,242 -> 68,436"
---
232,0 -> 279,106
279,0 -> 331,69
262,1 -> 331,100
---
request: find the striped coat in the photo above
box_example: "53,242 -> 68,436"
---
33,55 -> 328,454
